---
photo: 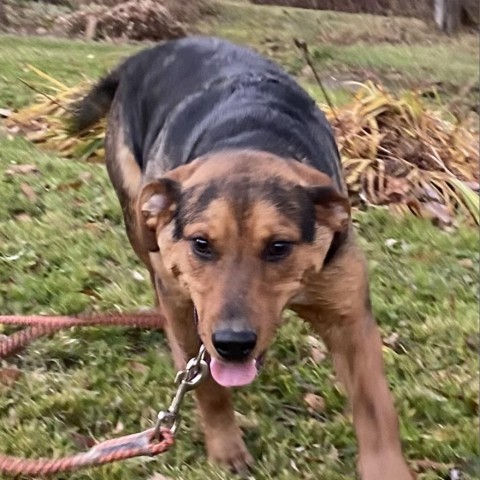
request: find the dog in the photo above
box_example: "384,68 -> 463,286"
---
73,36 -> 412,479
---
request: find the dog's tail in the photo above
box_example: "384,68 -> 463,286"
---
70,68 -> 121,133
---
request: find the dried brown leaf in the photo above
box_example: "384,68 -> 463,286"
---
5,164 -> 39,176
79,171 -> 93,181
422,184 -> 442,202
25,129 -> 48,142
388,202 -> 412,218
20,183 -> 37,202
458,258 -> 474,269
383,332 -> 407,354
304,393 -> 326,414
306,335 -> 327,363
412,459 -> 455,472
384,176 -> 410,203
465,334 -> 479,352
310,346 -> 327,364
57,180 -> 83,191
234,411 -> 259,429
0,367 -> 23,387
70,432 -> 96,449
85,222 -> 101,232
113,421 -> 125,434
422,201 -> 453,227
14,213 -> 33,222
81,287 -> 101,299
127,361 -> 150,374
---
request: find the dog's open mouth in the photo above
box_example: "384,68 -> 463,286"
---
209,354 -> 265,388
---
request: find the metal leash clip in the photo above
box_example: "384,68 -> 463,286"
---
154,345 -> 209,437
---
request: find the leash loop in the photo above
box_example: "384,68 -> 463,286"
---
154,345 -> 209,436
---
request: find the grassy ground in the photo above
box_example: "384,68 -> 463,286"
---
198,1 -> 478,105
1,1 -> 478,108
0,2 -> 479,480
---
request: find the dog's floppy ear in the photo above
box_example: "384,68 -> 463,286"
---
137,160 -> 202,251
305,185 -> 351,232
288,161 -> 350,232
137,178 -> 180,252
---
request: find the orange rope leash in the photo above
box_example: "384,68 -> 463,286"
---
0,312 -> 176,477
0,313 -> 165,357
0,428 -> 174,476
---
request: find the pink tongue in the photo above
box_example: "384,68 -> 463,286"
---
210,358 -> 258,387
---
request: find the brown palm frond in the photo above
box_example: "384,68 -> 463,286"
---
3,70 -> 479,225
323,82 -> 479,226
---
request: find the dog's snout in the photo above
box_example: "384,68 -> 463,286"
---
212,329 -> 257,361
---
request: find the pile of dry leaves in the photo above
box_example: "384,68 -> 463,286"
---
2,69 -> 478,226
324,82 -> 478,226
54,0 -> 208,41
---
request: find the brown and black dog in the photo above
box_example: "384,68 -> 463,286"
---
74,36 -> 412,479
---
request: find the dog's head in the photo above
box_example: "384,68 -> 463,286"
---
138,151 -> 350,387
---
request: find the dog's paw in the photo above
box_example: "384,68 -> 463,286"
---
207,431 -> 253,475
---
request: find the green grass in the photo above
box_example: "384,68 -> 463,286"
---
0,35 -> 139,109
1,1 -> 477,110
0,2 -> 479,479
0,138 -> 477,480
199,1 -> 478,104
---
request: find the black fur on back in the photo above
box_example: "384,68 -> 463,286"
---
71,36 -> 343,186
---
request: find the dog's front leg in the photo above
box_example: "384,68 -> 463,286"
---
194,375 -> 253,473
317,314 -> 413,480
158,297 -> 253,473
296,247 -> 413,480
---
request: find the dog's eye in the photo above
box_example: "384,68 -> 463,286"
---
191,237 -> 214,260
263,241 -> 293,262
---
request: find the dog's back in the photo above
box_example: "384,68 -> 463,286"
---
74,36 -> 343,187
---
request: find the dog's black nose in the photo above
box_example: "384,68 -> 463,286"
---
212,329 -> 257,361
